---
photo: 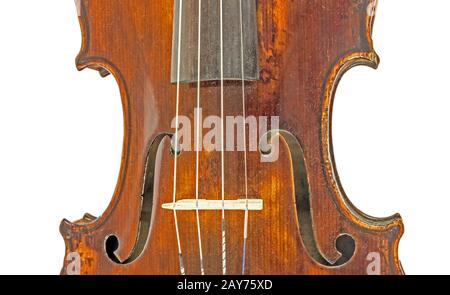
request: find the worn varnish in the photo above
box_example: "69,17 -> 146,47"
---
61,0 -> 404,275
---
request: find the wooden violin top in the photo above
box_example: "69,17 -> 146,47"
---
61,0 -> 403,275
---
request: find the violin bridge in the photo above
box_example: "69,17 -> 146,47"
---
162,199 -> 263,211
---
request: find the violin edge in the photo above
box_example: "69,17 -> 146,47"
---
319,1 -> 404,273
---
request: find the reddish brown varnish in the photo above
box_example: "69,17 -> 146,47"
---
61,0 -> 404,275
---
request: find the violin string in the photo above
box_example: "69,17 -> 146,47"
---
195,0 -> 205,276
238,0 -> 250,275
172,0 -> 185,275
219,0 -> 227,275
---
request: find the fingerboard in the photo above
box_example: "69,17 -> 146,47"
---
171,0 -> 259,83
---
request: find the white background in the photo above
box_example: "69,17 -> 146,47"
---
0,0 -> 449,275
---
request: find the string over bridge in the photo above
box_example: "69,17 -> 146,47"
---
162,199 -> 263,211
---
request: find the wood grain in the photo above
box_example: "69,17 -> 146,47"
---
60,0 -> 404,275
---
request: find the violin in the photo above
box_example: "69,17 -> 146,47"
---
61,0 -> 404,275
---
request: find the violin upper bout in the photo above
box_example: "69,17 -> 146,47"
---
73,0 -> 89,71
73,0 -> 118,77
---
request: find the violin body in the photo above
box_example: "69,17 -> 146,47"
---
61,0 -> 404,275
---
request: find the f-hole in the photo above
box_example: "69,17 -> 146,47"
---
260,130 -> 355,267
105,133 -> 172,264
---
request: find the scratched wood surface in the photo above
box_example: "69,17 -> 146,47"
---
61,0 -> 404,275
